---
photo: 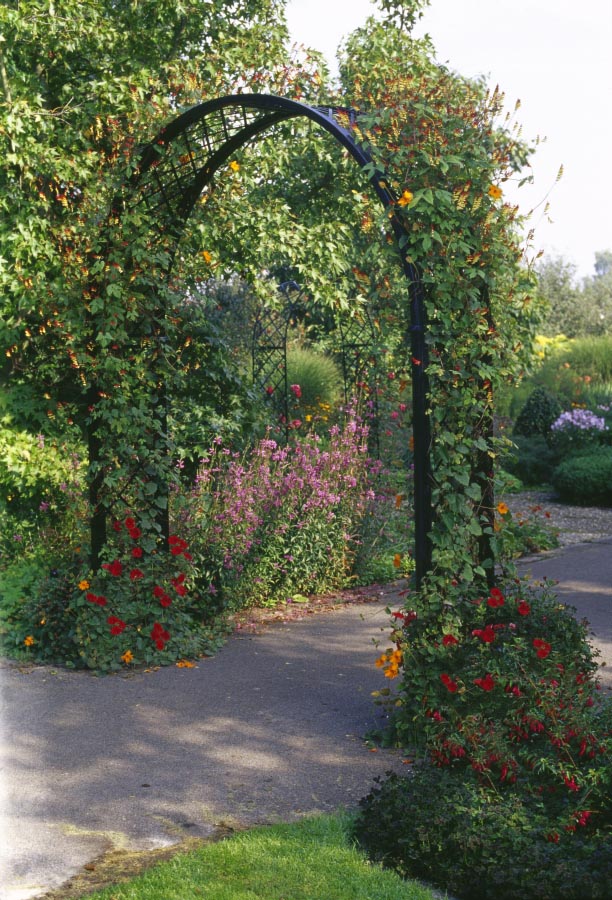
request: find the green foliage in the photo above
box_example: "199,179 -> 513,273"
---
364,577 -> 612,898
354,767 -> 612,900
494,503 -> 559,559
552,451 -> 612,506
513,387 -> 562,439
538,252 -> 612,338
502,434 -> 558,486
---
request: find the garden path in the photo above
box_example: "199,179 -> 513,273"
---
1,539 -> 611,900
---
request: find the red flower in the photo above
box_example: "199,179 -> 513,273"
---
131,547 -> 143,559
474,673 -> 496,691
112,520 -> 122,533
563,774 -> 580,792
472,625 -> 496,643
153,585 -> 165,598
174,584 -> 187,597
86,592 -> 107,607
151,622 -> 170,649
130,568 -> 144,580
290,383 -> 302,399
517,601 -> 531,616
107,615 -> 126,636
533,638 -> 552,659
124,517 -> 136,530
102,559 -> 122,577
129,527 -> 142,540
440,673 -> 458,693
487,588 -> 505,608
265,385 -> 274,395
442,634 -> 459,646
159,594 -> 172,608
172,573 -> 186,587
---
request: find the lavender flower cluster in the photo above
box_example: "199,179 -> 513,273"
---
550,409 -> 608,433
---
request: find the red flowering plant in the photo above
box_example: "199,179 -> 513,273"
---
70,514 -> 213,671
384,577 -> 611,839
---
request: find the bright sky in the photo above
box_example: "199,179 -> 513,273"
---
286,0 -> 612,280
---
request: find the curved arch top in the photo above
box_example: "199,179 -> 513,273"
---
129,93 -> 397,230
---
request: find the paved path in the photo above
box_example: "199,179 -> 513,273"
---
1,594 -> 404,900
1,539 -> 611,900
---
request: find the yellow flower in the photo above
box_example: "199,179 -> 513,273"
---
78,579 -> 90,590
24,635 -> 35,647
488,184 -> 503,200
229,160 -> 240,172
397,189 -> 413,207
121,650 -> 134,665
496,501 -> 509,516
201,250 -> 212,264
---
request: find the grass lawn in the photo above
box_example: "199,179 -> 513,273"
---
74,814 -> 443,900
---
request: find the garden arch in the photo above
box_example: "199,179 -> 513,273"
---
103,93 -> 433,584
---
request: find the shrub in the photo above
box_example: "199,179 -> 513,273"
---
285,346 -> 343,418
552,452 -> 612,506
183,414 -> 375,609
354,767 -> 612,900
358,577 -> 612,899
502,434 -> 558,485
513,387 -> 562,439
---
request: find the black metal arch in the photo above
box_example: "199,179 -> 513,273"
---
122,93 -> 433,585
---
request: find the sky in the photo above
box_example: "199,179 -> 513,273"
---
285,0 -> 612,280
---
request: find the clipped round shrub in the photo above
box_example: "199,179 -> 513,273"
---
552,451 -> 612,506
513,387 -> 562,439
354,767 -> 612,900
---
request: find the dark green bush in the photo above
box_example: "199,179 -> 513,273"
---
552,451 -> 612,506
502,434 -> 558,485
354,767 -> 612,900
513,387 -> 562,439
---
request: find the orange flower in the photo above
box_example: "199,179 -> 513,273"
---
229,160 -> 240,172
24,635 -> 35,647
176,659 -> 196,668
78,579 -> 90,590
121,650 -> 134,665
393,553 -> 402,568
397,189 -> 413,207
488,184 -> 503,200
201,250 -> 212,264
496,501 -> 509,516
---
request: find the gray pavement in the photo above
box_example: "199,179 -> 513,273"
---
1,539 -> 611,900
1,593 -> 403,900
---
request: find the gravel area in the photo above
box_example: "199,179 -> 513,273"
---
506,490 -> 612,547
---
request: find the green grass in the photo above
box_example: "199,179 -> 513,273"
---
75,814 -> 442,900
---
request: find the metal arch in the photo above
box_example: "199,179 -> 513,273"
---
118,92 -> 433,586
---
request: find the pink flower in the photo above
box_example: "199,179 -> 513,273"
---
290,384 -> 302,399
